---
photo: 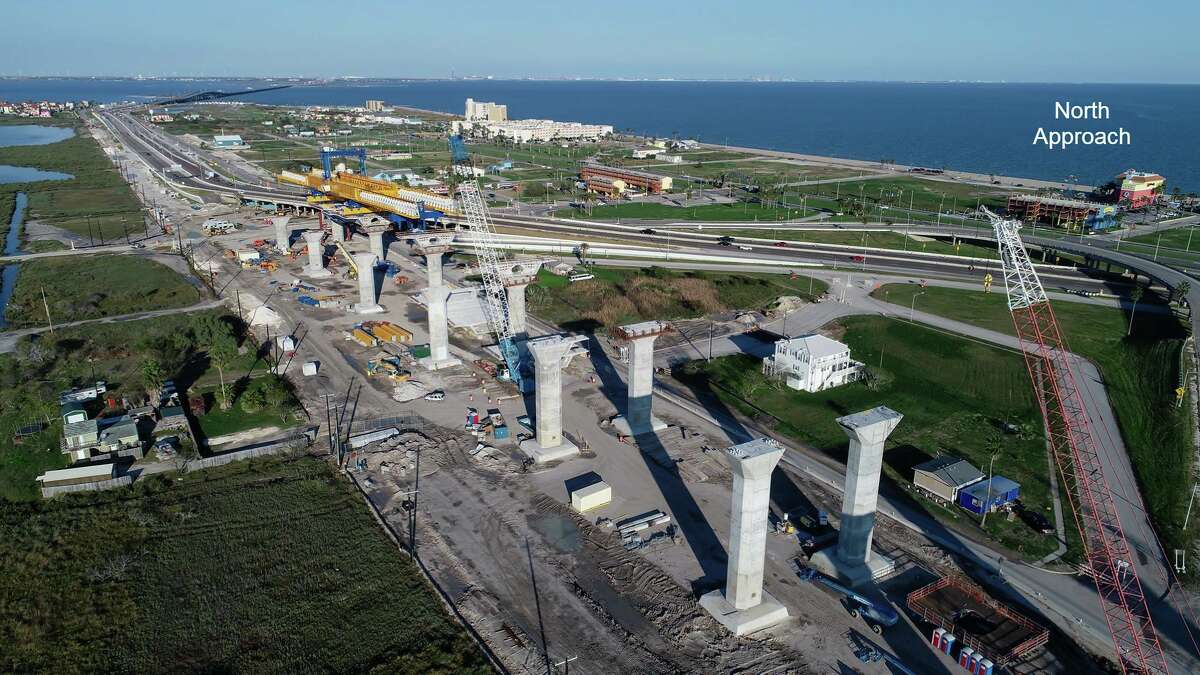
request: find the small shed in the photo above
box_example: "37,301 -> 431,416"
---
36,463 -> 116,488
913,456 -> 984,504
158,405 -> 189,430
61,400 -> 89,425
570,482 -> 612,512
959,476 -> 1021,515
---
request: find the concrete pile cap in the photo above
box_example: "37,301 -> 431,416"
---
614,320 -> 671,340
502,258 -> 545,284
410,233 -> 454,252
726,437 -> 784,460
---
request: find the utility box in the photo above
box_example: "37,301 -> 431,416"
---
302,361 -> 319,376
277,335 -> 297,352
570,481 -> 612,512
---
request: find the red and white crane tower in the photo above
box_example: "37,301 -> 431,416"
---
982,206 -> 1168,674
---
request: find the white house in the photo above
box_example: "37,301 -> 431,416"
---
762,334 -> 862,392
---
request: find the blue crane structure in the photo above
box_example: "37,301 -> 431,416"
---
321,147 -> 367,179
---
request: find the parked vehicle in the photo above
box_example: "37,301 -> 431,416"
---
424,390 -> 446,401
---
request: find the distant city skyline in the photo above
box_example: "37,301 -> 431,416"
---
3,0 -> 1199,84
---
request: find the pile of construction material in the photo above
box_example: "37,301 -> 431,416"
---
616,510 -> 673,550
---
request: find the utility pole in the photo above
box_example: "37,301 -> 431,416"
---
40,287 -> 54,333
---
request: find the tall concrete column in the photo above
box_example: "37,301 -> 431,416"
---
273,215 -> 292,254
505,281 -> 530,335
330,221 -> 345,243
835,406 -> 903,566
424,250 -> 446,288
614,320 -> 670,436
700,438 -> 790,635
302,231 -> 331,277
368,229 -> 387,260
419,285 -> 461,370
520,334 -> 588,463
354,252 -> 383,314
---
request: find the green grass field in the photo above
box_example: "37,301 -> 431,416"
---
871,283 -> 1196,560
787,176 -> 1015,213
0,457 -> 492,673
529,265 -> 828,331
555,201 -> 805,222
1128,225 -> 1200,251
4,254 -> 202,328
0,118 -> 144,243
674,315 -> 1060,558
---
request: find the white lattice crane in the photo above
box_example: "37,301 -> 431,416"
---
981,206 -> 1168,674
449,135 -> 526,389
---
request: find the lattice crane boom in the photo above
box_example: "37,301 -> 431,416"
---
450,136 -> 526,390
981,206 -> 1168,674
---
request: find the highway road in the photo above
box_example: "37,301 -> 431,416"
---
95,105 -> 1200,671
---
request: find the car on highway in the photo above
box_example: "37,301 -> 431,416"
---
738,245 -> 753,251
130,243 -> 145,249
718,240 -> 733,247
718,235 -> 734,242
850,255 -> 867,263
640,228 -> 656,235
774,241 -> 788,247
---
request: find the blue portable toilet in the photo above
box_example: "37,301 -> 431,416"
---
959,476 -> 1021,515
977,658 -> 994,675
494,424 -> 509,440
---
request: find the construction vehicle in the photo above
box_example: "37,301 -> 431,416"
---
367,354 -> 411,381
334,240 -> 359,279
793,561 -> 898,634
981,206 -> 1169,674
449,134 -> 527,390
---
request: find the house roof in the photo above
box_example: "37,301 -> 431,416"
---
36,463 -> 115,483
782,334 -> 848,359
63,419 -> 99,438
913,456 -> 984,488
962,476 -> 1021,499
60,400 -> 87,417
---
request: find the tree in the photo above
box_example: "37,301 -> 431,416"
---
1171,281 -> 1191,307
198,316 -> 238,410
577,242 -> 590,265
1127,285 -> 1145,336
141,358 -> 165,402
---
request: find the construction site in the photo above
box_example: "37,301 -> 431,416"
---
60,104 -> 1200,675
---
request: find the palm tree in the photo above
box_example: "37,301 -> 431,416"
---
578,242 -> 590,265
1171,280 -> 1190,306
141,358 -> 165,402
1127,285 -> 1145,336
198,316 -> 238,410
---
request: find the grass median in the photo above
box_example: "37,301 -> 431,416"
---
529,265 -> 828,331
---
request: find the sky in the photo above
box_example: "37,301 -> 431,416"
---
4,0 -> 1199,83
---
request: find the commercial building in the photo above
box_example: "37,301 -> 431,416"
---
958,476 -> 1021,515
1006,194 -> 1116,232
365,99 -> 386,111
211,134 -> 248,149
465,98 -> 508,121
455,118 -> 614,144
1116,169 -> 1166,208
762,334 -> 862,392
580,163 -> 671,194
632,147 -> 666,159
912,456 -> 984,504
583,175 -> 627,197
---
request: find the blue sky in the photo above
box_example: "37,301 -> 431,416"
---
4,0 -> 1199,83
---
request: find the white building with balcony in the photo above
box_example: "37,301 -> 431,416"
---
762,334 -> 862,392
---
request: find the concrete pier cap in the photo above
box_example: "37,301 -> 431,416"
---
353,252 -> 383,314
302,231 -> 331,277
502,258 -> 545,336
810,405 -> 903,586
700,437 -> 790,635
521,334 -> 589,463
410,233 -> 454,289
611,320 -> 671,437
